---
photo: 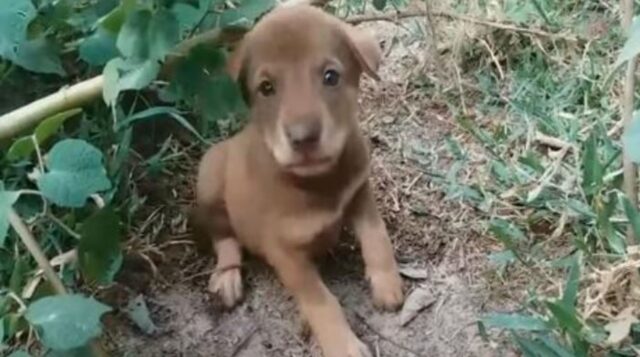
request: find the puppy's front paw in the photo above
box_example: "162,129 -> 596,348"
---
369,269 -> 404,311
208,267 -> 243,308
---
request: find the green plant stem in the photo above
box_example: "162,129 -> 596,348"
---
9,208 -> 109,356
8,208 -> 67,295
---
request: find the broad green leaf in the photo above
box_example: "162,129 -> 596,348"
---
78,206 -> 122,285
25,294 -> 112,351
148,9 -> 180,61
117,9 -> 152,61
561,253 -> 581,312
124,295 -> 157,334
172,0 -> 211,34
79,29 -> 119,66
45,345 -> 94,357
102,58 -> 161,106
615,16 -> 640,68
7,108 -> 82,161
117,60 -> 161,90
8,38 -> 65,75
0,0 -> 36,61
623,112 -> 640,164
0,183 -> 19,246
215,0 -> 275,27
545,300 -> 583,336
200,74 -> 247,121
623,196 -> 640,241
99,0 -> 139,34
581,132 -> 603,197
8,351 -> 31,357
482,313 -> 549,331
36,139 -> 111,208
373,0 -> 387,11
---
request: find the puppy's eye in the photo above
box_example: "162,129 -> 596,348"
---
258,80 -> 275,96
323,69 -> 340,86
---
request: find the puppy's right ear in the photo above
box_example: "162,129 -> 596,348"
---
226,41 -> 247,81
226,42 -> 251,102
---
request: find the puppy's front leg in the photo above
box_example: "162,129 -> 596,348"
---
347,182 -> 404,311
266,247 -> 371,357
209,238 -> 243,307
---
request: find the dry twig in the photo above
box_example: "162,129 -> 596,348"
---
621,0 -> 639,244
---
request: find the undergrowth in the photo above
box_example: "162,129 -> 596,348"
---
423,0 -> 640,356
1,0 -> 640,356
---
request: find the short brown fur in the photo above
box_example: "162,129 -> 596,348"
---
193,5 -> 404,357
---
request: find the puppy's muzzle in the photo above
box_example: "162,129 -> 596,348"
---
285,120 -> 322,153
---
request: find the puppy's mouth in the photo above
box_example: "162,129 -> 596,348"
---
284,155 -> 335,176
287,155 -> 332,169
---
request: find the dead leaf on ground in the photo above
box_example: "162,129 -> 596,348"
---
400,284 -> 437,326
398,265 -> 429,280
604,307 -> 638,345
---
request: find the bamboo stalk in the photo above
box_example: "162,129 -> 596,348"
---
622,0 -> 638,244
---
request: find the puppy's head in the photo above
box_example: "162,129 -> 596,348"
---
227,5 -> 381,177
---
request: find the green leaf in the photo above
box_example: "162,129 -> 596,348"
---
79,29 -> 119,66
0,316 -> 4,344
512,334 -> 565,357
99,0 -> 139,34
482,313 -> 549,331
9,255 -> 29,293
200,73 -> 247,120
7,108 -> 82,161
623,112 -> 640,164
0,0 -> 37,61
545,300 -> 583,336
102,58 -> 161,106
8,351 -> 31,357
10,38 -> 65,75
561,253 -> 581,312
489,219 -> 526,250
45,345 -> 94,357
36,139 -> 111,208
148,9 -> 180,61
488,250 -> 516,268
0,183 -> 19,246
215,0 -> 275,27
0,0 -> 65,74
117,9 -> 152,60
116,106 -> 206,142
25,294 -> 112,351
78,206 -> 122,285
623,196 -> 640,241
581,132 -> 603,197
615,16 -> 640,68
373,0 -> 387,11
116,7 -> 180,63
124,295 -> 157,334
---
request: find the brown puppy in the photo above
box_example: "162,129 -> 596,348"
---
193,5 -> 404,357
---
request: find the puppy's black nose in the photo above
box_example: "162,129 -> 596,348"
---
285,121 -> 322,152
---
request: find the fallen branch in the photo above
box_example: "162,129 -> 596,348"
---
0,6 -> 577,141
534,132 -> 572,151
0,27 -> 247,142
346,10 -> 579,42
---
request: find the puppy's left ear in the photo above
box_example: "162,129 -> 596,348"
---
342,25 -> 382,81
